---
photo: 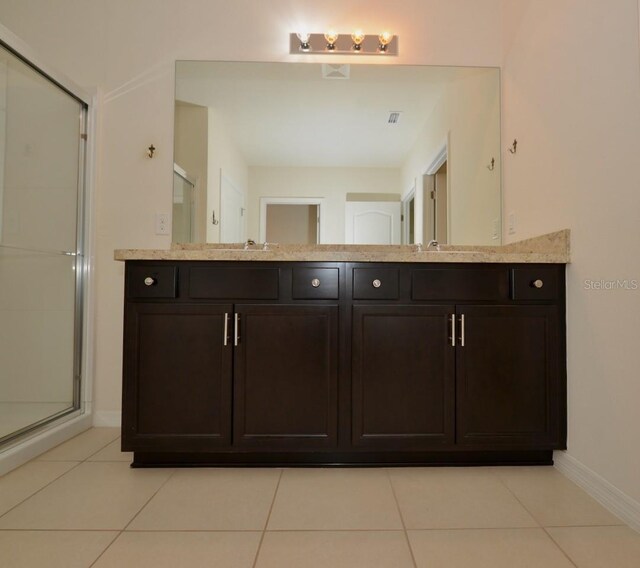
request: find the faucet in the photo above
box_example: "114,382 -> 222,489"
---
426,240 -> 440,251
243,239 -> 256,250
414,243 -> 423,253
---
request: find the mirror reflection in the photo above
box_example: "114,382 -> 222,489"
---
174,61 -> 501,246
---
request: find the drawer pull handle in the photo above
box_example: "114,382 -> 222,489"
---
311,278 -> 321,288
144,277 -> 156,286
532,279 -> 544,289
372,279 -> 382,288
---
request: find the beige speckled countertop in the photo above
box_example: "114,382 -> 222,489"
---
114,229 -> 570,264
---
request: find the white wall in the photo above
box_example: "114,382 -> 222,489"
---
502,0 -> 640,503
0,0 -> 504,423
402,69 -> 501,245
248,166 -> 402,243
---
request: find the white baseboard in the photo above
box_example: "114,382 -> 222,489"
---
554,450 -> 640,533
93,410 -> 122,428
0,412 -> 92,476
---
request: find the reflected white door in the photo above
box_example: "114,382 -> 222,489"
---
220,175 -> 245,243
345,202 -> 401,245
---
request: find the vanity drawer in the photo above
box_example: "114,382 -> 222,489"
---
511,267 -> 560,300
411,268 -> 509,301
292,268 -> 339,300
127,265 -> 178,299
189,267 -> 279,299
353,268 -> 399,300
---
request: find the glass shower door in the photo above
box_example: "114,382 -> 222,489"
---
172,164 -> 195,243
0,42 -> 86,443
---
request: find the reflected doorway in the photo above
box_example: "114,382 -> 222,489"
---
402,190 -> 416,245
260,197 -> 323,244
220,175 -> 246,243
423,144 -> 449,244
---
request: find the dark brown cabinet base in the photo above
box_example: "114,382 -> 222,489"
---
122,261 -> 566,467
233,304 -> 338,449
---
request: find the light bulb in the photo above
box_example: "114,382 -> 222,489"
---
378,31 -> 394,52
296,32 -> 311,52
351,30 -> 365,51
324,30 -> 339,50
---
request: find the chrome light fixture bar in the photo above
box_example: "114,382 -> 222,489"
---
290,32 -> 398,56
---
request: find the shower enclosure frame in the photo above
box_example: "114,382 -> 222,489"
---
0,23 -> 96,458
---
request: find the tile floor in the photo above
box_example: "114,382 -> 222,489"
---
0,428 -> 639,567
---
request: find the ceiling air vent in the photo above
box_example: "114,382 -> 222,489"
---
388,111 -> 402,124
322,64 -> 350,79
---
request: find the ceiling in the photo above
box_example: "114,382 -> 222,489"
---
175,62 -> 494,168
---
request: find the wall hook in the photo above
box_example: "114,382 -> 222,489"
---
212,210 -> 219,225
508,139 -> 518,154
487,157 -> 495,171
147,144 -> 156,158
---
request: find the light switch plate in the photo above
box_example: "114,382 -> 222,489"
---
492,218 -> 501,240
155,213 -> 169,235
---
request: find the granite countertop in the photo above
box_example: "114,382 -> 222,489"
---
114,229 -> 570,264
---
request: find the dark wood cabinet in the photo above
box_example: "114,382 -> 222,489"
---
121,261 -> 566,466
456,305 -> 562,448
352,305 -> 455,449
233,304 -> 338,449
122,303 -> 232,452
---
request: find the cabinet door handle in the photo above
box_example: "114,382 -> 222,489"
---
223,313 -> 229,346
372,279 -> 382,288
450,314 -> 456,347
459,314 -> 465,347
234,313 -> 240,346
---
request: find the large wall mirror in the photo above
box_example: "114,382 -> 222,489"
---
174,61 -> 501,246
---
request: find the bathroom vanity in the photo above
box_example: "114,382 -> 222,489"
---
116,232 -> 568,467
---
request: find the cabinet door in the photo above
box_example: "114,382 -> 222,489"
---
233,304 -> 339,449
352,305 -> 455,449
456,305 -> 562,448
122,303 -> 233,451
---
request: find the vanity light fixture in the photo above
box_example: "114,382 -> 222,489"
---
324,30 -> 339,51
351,30 -> 366,51
289,31 -> 398,56
378,32 -> 394,52
296,32 -> 311,52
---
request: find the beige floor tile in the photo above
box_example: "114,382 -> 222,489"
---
0,461 -> 77,516
409,528 -> 575,568
128,468 -> 280,531
37,428 -> 120,461
389,468 -> 537,529
548,526 -> 640,568
93,531 -> 261,568
0,462 -> 172,530
0,530 -> 117,568
268,469 -> 402,530
256,531 -> 414,568
492,466 -> 623,527
87,439 -> 132,462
